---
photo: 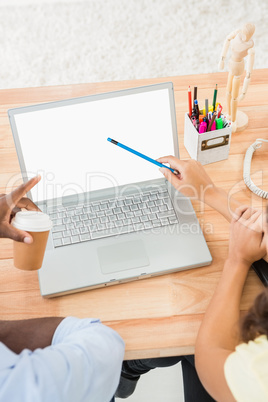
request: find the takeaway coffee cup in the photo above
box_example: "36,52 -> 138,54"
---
12,211 -> 53,271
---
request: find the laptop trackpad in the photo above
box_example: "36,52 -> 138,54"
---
97,240 -> 150,274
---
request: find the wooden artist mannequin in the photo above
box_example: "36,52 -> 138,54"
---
219,23 -> 255,133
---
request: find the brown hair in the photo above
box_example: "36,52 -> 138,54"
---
241,205 -> 268,342
241,288 -> 268,342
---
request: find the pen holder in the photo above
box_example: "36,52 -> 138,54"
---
183,113 -> 232,165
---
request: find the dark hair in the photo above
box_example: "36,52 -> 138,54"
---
241,288 -> 268,342
240,204 -> 268,342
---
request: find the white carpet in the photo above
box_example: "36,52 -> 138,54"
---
0,0 -> 267,89
1,2 -> 266,402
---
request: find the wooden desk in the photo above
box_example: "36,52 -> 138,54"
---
0,70 -> 267,359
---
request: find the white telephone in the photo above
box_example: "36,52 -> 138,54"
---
243,138 -> 268,198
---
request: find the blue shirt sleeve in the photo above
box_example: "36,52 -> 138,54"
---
0,317 -> 125,402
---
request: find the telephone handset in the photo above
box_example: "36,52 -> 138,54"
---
243,138 -> 268,199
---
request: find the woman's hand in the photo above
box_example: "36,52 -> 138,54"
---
228,206 -> 267,266
0,176 -> 41,243
157,156 -> 216,202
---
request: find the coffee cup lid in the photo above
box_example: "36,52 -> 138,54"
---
12,211 -> 53,232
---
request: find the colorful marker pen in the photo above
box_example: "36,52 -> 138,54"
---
194,99 -> 200,118
199,122 -> 207,133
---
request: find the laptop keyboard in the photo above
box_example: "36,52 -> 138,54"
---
47,187 -> 179,248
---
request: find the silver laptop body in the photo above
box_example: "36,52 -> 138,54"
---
8,82 -> 212,297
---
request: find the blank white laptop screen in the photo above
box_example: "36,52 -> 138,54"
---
13,88 -> 176,203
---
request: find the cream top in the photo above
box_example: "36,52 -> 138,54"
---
224,335 -> 268,402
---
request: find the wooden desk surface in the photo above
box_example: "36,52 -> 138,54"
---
0,70 -> 267,359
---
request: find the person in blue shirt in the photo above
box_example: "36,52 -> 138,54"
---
0,176 -> 125,402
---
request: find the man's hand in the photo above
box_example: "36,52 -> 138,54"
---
157,156 -> 216,201
0,176 -> 41,244
228,206 -> 267,266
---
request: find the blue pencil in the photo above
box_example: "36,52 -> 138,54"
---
107,138 -> 176,173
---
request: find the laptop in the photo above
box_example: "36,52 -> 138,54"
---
8,82 -> 212,297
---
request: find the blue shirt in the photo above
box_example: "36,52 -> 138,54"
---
0,317 -> 125,402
